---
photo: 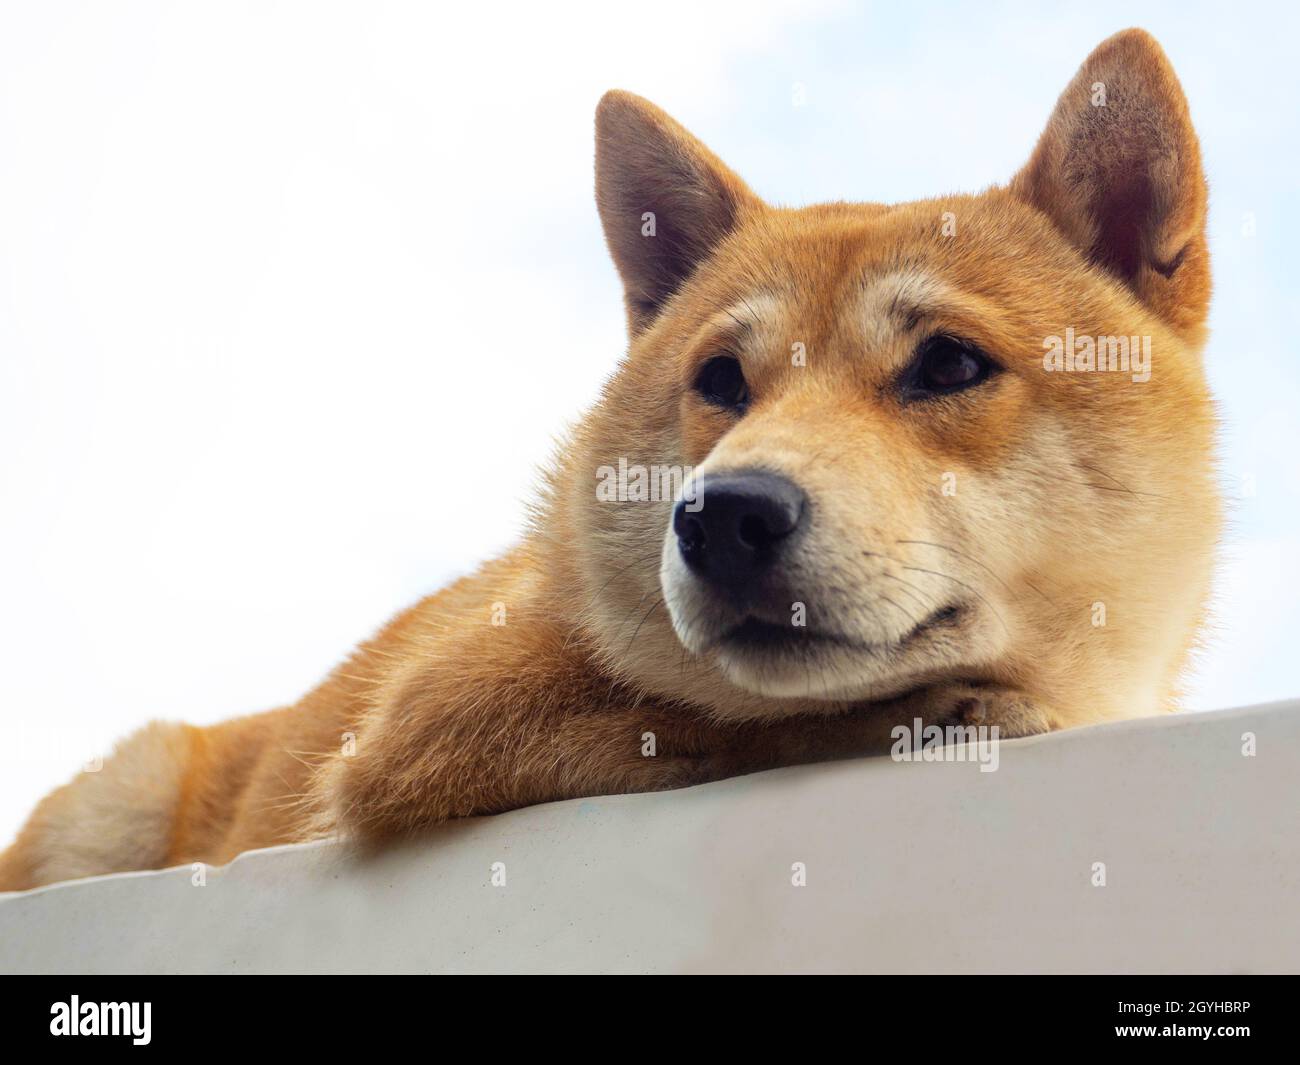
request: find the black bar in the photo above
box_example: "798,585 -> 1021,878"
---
0,976 -> 1290,1051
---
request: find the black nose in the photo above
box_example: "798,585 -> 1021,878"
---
673,470 -> 807,593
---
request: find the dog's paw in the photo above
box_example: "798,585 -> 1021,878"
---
927,683 -> 1052,739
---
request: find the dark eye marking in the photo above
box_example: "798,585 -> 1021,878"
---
694,354 -> 749,412
901,335 -> 997,399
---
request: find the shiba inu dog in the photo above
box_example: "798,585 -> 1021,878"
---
0,28 -> 1218,891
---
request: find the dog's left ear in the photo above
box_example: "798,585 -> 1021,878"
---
596,91 -> 760,336
1011,29 -> 1209,337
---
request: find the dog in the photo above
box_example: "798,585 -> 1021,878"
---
0,28 -> 1218,890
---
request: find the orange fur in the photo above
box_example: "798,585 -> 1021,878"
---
0,29 -> 1219,890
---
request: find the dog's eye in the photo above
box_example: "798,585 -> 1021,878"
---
694,355 -> 749,411
912,336 -> 993,396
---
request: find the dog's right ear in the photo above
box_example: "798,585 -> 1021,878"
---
596,91 -> 759,336
1011,29 -> 1209,338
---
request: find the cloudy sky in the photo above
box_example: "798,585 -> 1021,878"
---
1,0 -> 1297,844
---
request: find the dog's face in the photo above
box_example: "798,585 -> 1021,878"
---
569,30 -> 1218,724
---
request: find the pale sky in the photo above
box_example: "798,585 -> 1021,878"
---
1,0 -> 1297,845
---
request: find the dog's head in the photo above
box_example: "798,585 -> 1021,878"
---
567,29 -> 1218,723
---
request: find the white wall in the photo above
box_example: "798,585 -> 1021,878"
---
2,702 -> 1295,974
